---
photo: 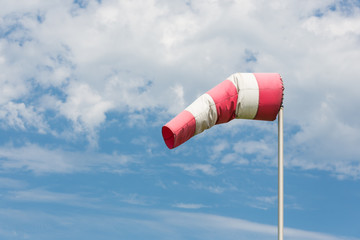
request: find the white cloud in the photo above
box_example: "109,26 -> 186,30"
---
170,163 -> 217,176
167,84 -> 186,115
0,0 -> 359,178
0,101 -> 48,133
0,143 -> 135,175
189,180 -> 234,194
247,195 -> 278,210
209,139 -> 229,161
113,192 -> 156,206
7,188 -> 94,207
303,14 -> 360,37
172,203 -> 208,209
59,82 -> 114,145
286,96 -> 360,179
1,207 -> 354,240
217,139 -> 276,167
233,140 -> 274,156
0,177 -> 26,189
221,153 -> 249,165
131,136 -> 159,155
154,210 -> 351,240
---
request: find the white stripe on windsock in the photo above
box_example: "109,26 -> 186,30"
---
185,93 -> 217,135
228,73 -> 260,119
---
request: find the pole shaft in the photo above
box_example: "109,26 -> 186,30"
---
278,107 -> 284,240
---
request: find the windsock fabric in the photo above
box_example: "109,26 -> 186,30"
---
162,73 -> 284,149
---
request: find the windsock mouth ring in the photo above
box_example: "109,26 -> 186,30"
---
162,126 -> 174,149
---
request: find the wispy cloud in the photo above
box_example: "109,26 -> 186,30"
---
221,153 -> 249,165
0,177 -> 27,189
7,188 -> 96,207
0,143 -> 135,174
189,180 -> 236,194
154,210 -> 356,240
169,163 -> 217,176
247,195 -> 277,210
172,203 -> 208,209
113,192 -> 156,206
0,207 -> 355,240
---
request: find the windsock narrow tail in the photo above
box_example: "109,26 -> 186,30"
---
162,73 -> 284,149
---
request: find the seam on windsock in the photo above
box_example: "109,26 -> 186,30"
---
207,94 -> 238,111
279,74 -> 284,108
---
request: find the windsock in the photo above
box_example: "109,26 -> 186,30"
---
162,73 -> 284,149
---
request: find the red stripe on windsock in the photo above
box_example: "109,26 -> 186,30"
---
162,110 -> 196,149
206,80 -> 238,124
253,73 -> 283,121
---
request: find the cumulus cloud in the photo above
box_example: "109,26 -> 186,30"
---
0,101 -> 48,133
0,0 -> 359,178
60,82 -> 114,145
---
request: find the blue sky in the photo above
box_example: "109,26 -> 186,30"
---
0,0 -> 360,239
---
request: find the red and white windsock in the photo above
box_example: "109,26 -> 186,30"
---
162,73 -> 284,149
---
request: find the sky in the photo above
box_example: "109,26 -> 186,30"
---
0,0 -> 360,239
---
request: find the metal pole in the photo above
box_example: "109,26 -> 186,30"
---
278,107 -> 284,240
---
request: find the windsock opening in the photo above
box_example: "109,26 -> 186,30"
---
162,126 -> 175,149
162,110 -> 197,149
